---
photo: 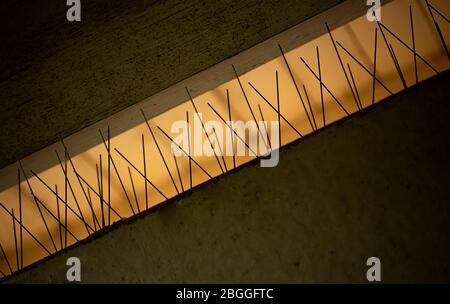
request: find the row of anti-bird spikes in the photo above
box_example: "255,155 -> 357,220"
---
1,0 -> 449,278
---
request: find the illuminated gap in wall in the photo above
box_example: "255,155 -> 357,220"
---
0,0 -> 449,278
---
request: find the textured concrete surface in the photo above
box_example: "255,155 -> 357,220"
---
0,0 -> 343,169
4,71 -> 450,284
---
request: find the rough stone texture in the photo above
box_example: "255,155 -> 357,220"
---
0,0 -> 343,169
4,71 -> 450,284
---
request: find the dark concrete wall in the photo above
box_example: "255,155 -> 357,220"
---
5,71 -> 450,283
0,0 -> 344,169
